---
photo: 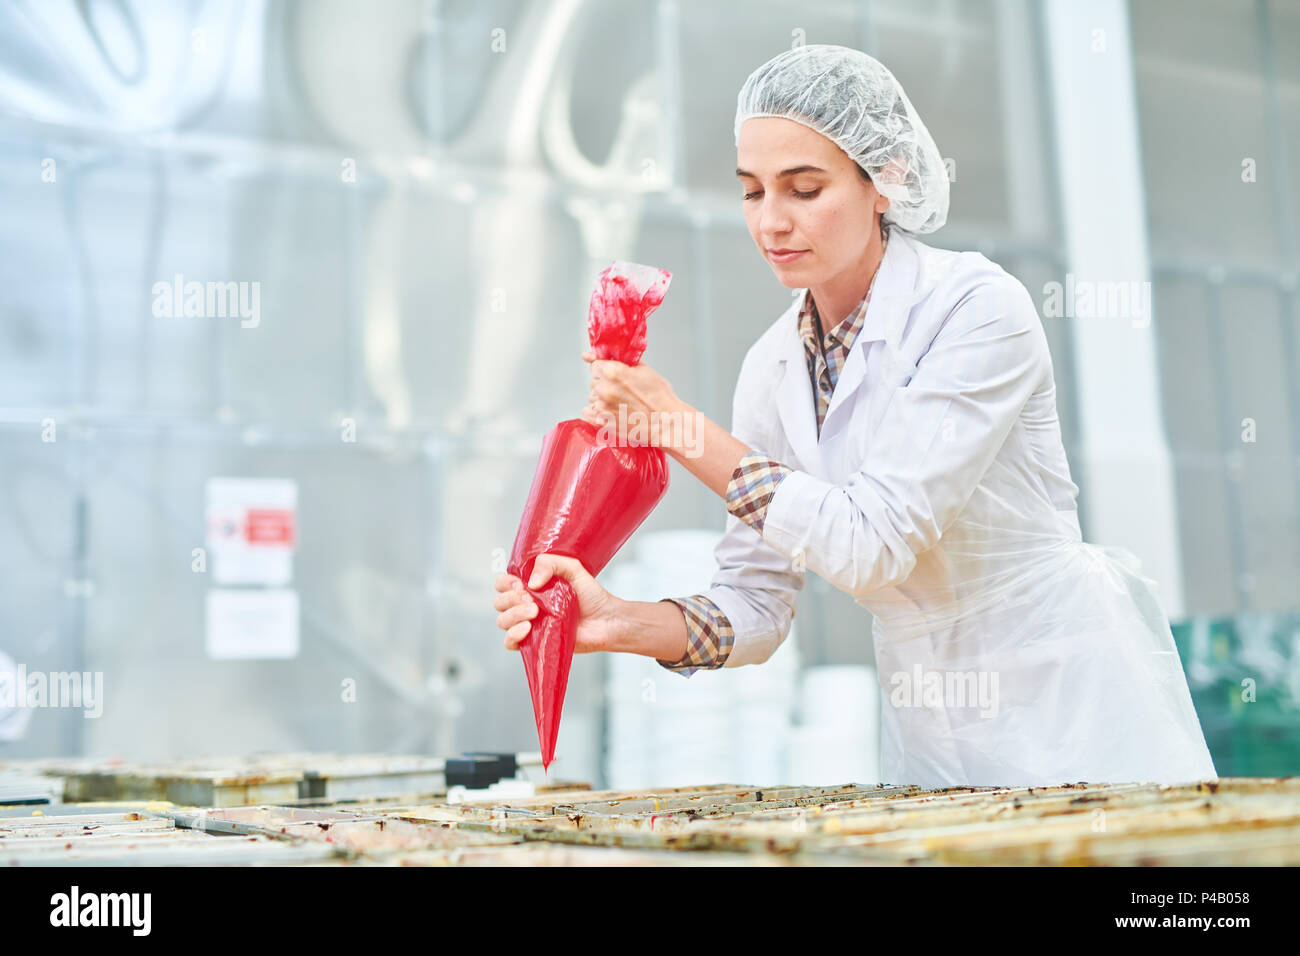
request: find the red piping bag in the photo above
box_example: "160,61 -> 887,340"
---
507,261 -> 673,772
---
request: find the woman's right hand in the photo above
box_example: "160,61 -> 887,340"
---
493,554 -> 627,655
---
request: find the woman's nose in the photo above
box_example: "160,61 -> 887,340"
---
758,200 -> 793,236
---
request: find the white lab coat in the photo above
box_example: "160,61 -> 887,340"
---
701,227 -> 1217,788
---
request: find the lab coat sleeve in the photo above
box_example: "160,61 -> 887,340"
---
760,274 -> 1050,599
686,345 -> 808,669
654,449 -> 797,676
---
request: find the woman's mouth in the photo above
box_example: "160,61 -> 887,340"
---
768,249 -> 808,264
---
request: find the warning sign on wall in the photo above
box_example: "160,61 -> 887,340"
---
204,477 -> 299,660
205,477 -> 298,586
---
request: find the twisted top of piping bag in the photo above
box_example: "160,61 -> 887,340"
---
587,260 -> 672,366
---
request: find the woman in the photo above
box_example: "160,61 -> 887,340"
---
493,44 -> 1217,788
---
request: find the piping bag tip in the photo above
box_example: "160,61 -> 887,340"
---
516,576 -> 578,771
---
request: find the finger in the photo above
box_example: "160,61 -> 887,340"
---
493,588 -> 530,612
505,619 -> 532,649
497,602 -> 537,633
494,573 -> 521,592
528,553 -> 579,588
497,601 -> 537,630
527,558 -> 552,589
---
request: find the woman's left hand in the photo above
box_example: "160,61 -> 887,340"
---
581,350 -> 688,450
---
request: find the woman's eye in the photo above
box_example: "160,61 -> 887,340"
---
742,189 -> 820,201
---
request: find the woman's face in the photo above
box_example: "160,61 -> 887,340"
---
736,116 -> 889,287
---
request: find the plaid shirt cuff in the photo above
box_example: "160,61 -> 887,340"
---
655,595 -> 735,677
725,449 -> 794,535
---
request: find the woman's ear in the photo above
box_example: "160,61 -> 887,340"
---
861,174 -> 890,215
873,157 -> 908,216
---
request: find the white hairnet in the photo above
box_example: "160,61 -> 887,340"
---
734,44 -> 949,234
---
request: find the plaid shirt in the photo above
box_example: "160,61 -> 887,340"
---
656,229 -> 889,675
